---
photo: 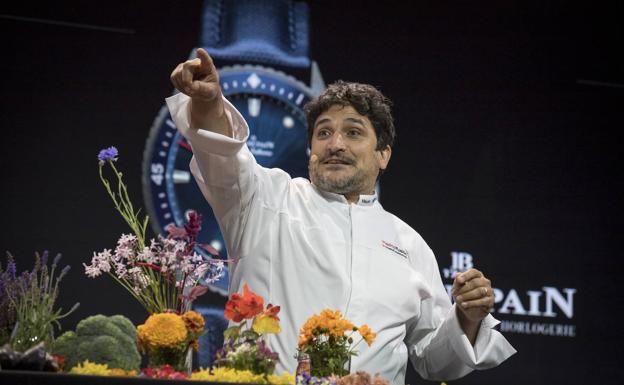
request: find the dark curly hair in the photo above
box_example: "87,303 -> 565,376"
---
304,80 -> 396,150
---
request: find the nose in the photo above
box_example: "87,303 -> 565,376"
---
327,132 -> 346,153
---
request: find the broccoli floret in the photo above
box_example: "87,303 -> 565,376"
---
53,314 -> 140,371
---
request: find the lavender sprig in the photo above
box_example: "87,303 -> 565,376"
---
2,251 -> 79,351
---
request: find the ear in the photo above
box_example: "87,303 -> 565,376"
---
377,145 -> 392,170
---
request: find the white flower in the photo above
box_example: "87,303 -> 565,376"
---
83,263 -> 102,278
117,233 -> 137,247
137,246 -> 155,263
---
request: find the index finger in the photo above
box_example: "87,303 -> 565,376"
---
455,268 -> 483,284
196,48 -> 216,74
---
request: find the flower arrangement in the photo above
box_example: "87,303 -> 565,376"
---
0,251 -> 78,352
85,147 -> 224,314
214,284 -> 281,376
297,309 -> 376,377
137,310 -> 205,371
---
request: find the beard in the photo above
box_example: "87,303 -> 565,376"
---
310,163 -> 369,195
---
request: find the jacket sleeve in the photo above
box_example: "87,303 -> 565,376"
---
165,92 -> 287,258
404,246 -> 517,381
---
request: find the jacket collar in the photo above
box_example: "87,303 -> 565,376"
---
312,184 -> 378,206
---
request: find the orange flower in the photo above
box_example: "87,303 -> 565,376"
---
298,334 -> 311,348
358,324 -> 376,346
224,284 -> 264,322
137,313 -> 188,349
320,309 -> 342,320
181,310 -> 205,334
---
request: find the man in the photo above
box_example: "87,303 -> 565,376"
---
167,48 -> 515,384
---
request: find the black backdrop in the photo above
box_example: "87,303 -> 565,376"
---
1,1 -> 622,384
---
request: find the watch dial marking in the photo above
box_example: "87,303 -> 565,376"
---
247,73 -> 261,89
248,98 -> 261,117
210,240 -> 223,252
172,169 -> 192,184
282,115 -> 295,129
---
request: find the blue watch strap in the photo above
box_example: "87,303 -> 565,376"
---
200,0 -> 311,69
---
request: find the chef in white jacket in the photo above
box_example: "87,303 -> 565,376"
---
168,48 -> 516,384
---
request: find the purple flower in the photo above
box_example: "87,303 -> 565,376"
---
6,260 -> 16,280
98,146 -> 119,162
257,339 -> 279,361
52,252 -> 62,267
184,211 -> 202,239
41,250 -> 49,266
165,224 -> 188,239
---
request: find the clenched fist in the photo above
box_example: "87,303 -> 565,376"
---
452,268 -> 495,344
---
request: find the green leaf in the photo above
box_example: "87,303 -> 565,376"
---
240,329 -> 260,342
223,325 -> 242,340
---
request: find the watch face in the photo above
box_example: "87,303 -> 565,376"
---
143,67 -> 313,295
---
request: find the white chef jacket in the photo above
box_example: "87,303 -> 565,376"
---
167,93 -> 516,384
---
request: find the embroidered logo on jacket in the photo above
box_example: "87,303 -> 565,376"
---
381,240 -> 408,259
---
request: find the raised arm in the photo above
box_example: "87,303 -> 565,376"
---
170,48 -> 232,136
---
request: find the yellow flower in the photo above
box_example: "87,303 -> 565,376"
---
191,367 -> 294,384
108,368 -> 138,377
182,310 -> 205,334
267,372 -> 296,384
191,367 -> 264,383
70,360 -> 111,376
252,314 -> 281,334
137,313 -> 188,349
358,324 -> 376,346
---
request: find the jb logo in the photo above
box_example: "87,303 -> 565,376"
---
442,251 -> 474,279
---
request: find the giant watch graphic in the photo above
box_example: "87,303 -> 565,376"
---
142,0 -> 324,366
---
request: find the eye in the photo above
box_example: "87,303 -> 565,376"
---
347,128 -> 362,137
316,128 -> 331,138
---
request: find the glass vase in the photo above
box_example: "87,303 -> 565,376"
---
146,345 -> 192,374
309,353 -> 351,377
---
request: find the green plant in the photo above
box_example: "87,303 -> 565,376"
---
53,314 -> 141,371
1,251 -> 79,352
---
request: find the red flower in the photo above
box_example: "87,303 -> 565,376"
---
142,365 -> 188,380
263,303 -> 281,321
224,284 -> 264,322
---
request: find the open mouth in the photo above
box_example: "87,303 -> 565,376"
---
323,158 -> 352,165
